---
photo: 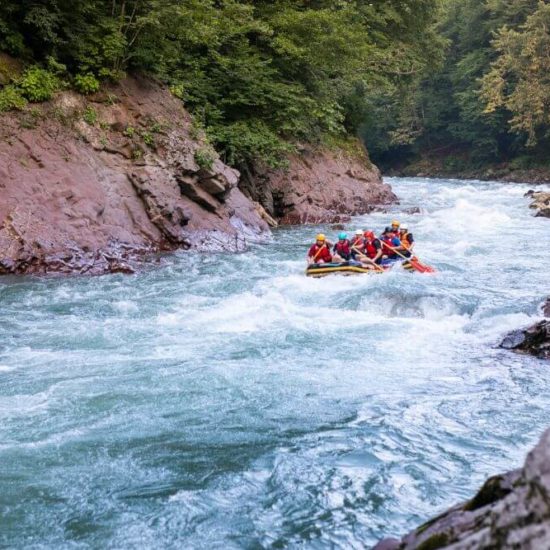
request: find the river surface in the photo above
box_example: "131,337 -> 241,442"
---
1,178 -> 549,549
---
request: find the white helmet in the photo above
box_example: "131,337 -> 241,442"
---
355,229 -> 363,235
400,224 -> 408,230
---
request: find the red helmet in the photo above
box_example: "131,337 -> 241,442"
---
364,230 -> 375,239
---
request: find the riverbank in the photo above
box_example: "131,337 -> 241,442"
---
386,156 -> 550,186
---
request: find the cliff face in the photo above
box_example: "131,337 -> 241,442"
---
0,76 -> 393,275
241,143 -> 397,225
375,428 -> 550,550
0,76 -> 269,275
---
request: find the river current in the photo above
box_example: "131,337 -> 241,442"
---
1,178 -> 549,548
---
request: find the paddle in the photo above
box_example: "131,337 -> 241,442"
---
382,242 -> 436,273
311,242 -> 329,263
351,246 -> 385,272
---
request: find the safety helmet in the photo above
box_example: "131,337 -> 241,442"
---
364,230 -> 375,239
391,220 -> 400,227
400,224 -> 408,231
316,233 -> 326,241
355,229 -> 363,235
338,232 -> 347,240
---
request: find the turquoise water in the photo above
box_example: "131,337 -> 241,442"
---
1,178 -> 549,548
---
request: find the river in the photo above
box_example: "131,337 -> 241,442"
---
1,178 -> 549,549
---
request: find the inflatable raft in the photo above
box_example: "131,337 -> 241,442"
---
306,260 -> 392,278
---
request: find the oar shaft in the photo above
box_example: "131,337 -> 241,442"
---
351,246 -> 384,272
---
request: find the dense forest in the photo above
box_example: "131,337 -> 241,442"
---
0,0 -> 441,170
1,0 -> 549,174
368,0 -> 550,173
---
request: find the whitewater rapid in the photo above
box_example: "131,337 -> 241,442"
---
1,178 -> 549,548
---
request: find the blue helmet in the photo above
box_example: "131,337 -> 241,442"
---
338,232 -> 347,240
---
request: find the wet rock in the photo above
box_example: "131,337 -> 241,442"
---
500,321 -> 550,359
374,429 -> 550,549
241,144 -> 397,225
0,76 -> 269,275
543,298 -> 550,318
528,191 -> 550,218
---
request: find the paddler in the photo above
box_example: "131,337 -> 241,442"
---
333,232 -> 352,261
350,230 -> 365,259
307,234 -> 333,265
381,227 -> 402,259
398,224 -> 414,255
390,220 -> 400,236
358,230 -> 383,268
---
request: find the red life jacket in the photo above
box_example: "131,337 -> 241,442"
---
309,243 -> 332,263
334,240 -> 351,257
364,238 -> 379,259
382,236 -> 396,256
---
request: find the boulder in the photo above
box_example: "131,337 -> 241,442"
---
528,191 -> 550,218
500,321 -> 550,359
374,428 -> 550,549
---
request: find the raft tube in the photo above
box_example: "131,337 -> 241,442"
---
305,260 -> 391,278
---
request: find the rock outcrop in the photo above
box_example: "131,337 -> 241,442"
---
241,143 -> 397,225
0,76 -> 269,275
374,428 -> 550,549
500,297 -> 550,360
526,190 -> 550,218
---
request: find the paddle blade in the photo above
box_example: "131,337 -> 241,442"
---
409,257 -> 436,273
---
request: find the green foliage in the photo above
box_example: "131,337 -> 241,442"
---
141,131 -> 155,147
0,0 -> 441,167
83,107 -> 97,126
19,67 -> 58,102
0,84 -> 26,112
194,147 -> 216,170
73,73 -> 100,95
123,125 -> 135,138
368,0 -> 549,170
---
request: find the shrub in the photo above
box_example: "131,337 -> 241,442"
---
19,67 -> 59,102
74,73 -> 100,95
141,131 -> 155,147
194,147 -> 216,170
0,85 -> 27,112
123,125 -> 135,137
83,106 -> 97,125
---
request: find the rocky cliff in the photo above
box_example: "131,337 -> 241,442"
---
241,143 -> 396,225
375,428 -> 550,549
0,76 -> 271,275
0,76 -> 394,275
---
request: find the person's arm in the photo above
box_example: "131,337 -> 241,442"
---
408,233 -> 415,251
307,245 -> 316,264
373,240 -> 383,262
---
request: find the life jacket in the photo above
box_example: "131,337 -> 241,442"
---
382,236 -> 397,257
309,243 -> 332,263
334,239 -> 351,258
400,232 -> 410,248
351,236 -> 363,248
364,238 -> 379,259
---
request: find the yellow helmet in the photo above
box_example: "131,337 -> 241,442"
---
391,220 -> 400,227
316,233 -> 326,241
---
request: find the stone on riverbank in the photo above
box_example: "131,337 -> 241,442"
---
374,428 -> 550,549
525,190 -> 550,218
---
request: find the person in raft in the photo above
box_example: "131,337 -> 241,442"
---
350,230 -> 365,259
357,230 -> 383,267
307,234 -> 333,265
381,227 -> 402,259
399,224 -> 414,253
333,232 -> 352,261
